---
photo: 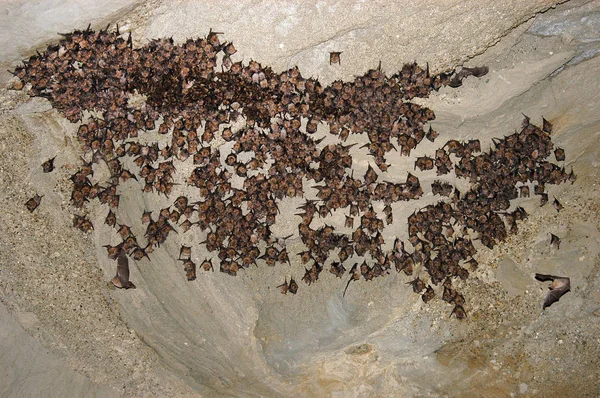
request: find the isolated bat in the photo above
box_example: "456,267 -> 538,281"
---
25,194 -> 43,212
408,277 -> 426,293
42,156 -> 56,173
550,233 -> 560,250
288,277 -> 298,294
181,259 -> 196,281
112,250 -> 136,289
179,245 -> 192,259
535,273 -> 570,309
329,51 -> 342,65
553,198 -> 564,212
450,305 -> 466,320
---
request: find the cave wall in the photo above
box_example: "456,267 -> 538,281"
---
1,1 -> 599,397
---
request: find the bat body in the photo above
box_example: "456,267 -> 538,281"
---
112,250 -> 136,289
42,156 -> 56,173
535,273 -> 569,309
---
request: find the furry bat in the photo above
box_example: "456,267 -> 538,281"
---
42,156 -> 56,173
112,250 -> 136,289
329,51 -> 342,65
288,277 -> 298,294
25,194 -> 43,212
535,273 -> 570,309
550,233 -> 561,250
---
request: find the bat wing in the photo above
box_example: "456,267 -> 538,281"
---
277,280 -> 288,294
115,251 -> 135,288
543,279 -> 570,309
536,274 -> 570,309
543,286 -> 567,309
343,276 -> 354,297
111,275 -> 122,288
117,252 -> 130,284
535,273 -> 555,282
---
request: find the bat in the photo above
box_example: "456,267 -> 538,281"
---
42,156 -> 56,173
288,277 -> 298,294
112,250 -> 136,289
25,194 -> 43,212
179,245 -> 192,259
181,259 -> 197,281
550,233 -> 560,250
535,273 -> 570,309
329,51 -> 342,65
553,198 -> 564,212
450,305 -> 466,320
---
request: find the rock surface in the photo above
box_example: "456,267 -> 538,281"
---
1,0 -> 600,397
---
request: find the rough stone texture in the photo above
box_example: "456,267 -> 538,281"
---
0,303 -> 120,398
1,0 -> 600,397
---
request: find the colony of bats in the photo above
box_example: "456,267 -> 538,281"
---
13,25 -> 574,318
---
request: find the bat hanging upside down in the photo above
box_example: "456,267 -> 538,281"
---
112,250 -> 136,289
535,273 -> 570,309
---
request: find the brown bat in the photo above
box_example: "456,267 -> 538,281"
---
519,185 -> 530,198
535,273 -> 570,309
105,209 -> 117,227
329,261 -> 346,278
345,215 -> 354,229
25,194 -> 43,212
422,285 -> 435,303
103,244 -> 122,260
181,259 -> 197,281
550,233 -> 560,250
42,156 -> 56,173
131,246 -> 150,261
329,51 -> 342,65
407,277 -> 426,293
112,250 -> 136,289
288,277 -> 298,294
117,224 -> 133,239
553,197 -> 564,212
179,245 -> 192,259
141,210 -> 152,224
414,156 -> 434,171
426,126 -> 438,142
200,259 -> 214,272
450,305 -> 466,320
542,117 -> 553,133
